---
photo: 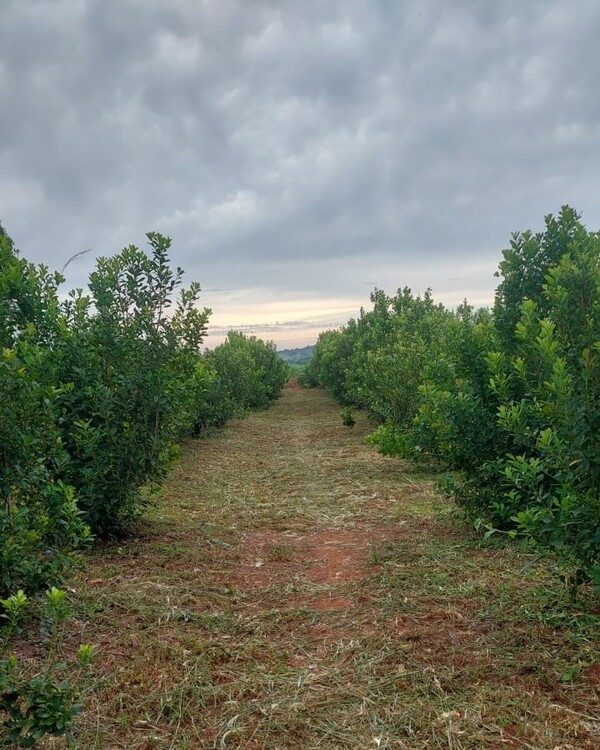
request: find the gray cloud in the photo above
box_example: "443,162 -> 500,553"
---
1,0 -> 600,342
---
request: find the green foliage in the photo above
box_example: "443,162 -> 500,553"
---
309,287 -> 456,451
182,359 -> 227,435
206,332 -> 289,418
0,228 -> 90,597
0,589 -> 94,748
1,220 -> 287,579
286,363 -> 306,379
304,324 -> 358,402
0,592 -> 28,637
309,207 -> 600,592
0,659 -> 80,747
444,213 -> 600,585
411,305 -> 503,471
340,406 -> 355,428
487,225 -> 600,583
352,289 -> 453,428
52,233 -> 211,536
494,205 -> 582,348
0,223 -> 63,350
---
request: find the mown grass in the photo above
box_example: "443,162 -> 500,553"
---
23,386 -> 600,748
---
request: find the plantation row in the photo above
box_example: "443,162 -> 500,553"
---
0,225 -> 288,597
305,206 -> 600,594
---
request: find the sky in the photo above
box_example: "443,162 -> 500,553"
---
1,0 -> 599,348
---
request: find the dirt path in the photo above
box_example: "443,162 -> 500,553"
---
69,386 -> 599,749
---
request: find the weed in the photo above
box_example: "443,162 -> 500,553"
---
0,589 -> 95,747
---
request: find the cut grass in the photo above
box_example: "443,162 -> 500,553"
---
11,386 -> 600,748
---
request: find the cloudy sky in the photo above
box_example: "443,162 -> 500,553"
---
1,1 -> 599,347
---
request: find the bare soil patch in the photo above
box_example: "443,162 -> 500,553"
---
236,526 -> 398,589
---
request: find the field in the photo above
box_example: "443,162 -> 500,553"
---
48,384 -> 600,748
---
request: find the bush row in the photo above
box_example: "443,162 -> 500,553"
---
0,224 -> 288,596
306,206 -> 600,592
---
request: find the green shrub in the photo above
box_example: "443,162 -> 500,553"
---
340,406 -> 355,428
308,207 -> 600,591
0,589 -> 94,747
305,324 -> 358,403
487,226 -> 600,584
206,332 -> 288,416
52,234 -> 210,536
0,228 -> 89,597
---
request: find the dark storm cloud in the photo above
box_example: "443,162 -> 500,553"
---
1,0 -> 600,325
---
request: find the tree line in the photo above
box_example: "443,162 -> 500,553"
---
305,206 -> 599,596
0,225 -> 289,597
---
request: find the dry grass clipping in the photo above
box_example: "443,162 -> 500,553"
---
29,386 -> 600,749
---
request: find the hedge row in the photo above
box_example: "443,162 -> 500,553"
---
306,207 -> 600,593
0,225 -> 288,596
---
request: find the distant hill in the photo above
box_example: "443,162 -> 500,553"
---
277,345 -> 315,365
